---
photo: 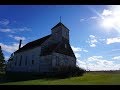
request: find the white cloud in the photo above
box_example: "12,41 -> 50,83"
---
71,46 -> 88,64
0,29 -> 13,32
0,19 -> 9,26
106,37 -> 120,44
112,56 -> 120,60
99,38 -> 106,42
5,56 -> 10,61
90,16 -> 98,20
8,35 -> 13,37
71,46 -> 88,53
80,18 -> 86,22
14,36 -> 26,41
87,35 -> 98,47
89,35 -> 95,38
87,56 -> 114,66
8,35 -> 26,41
77,55 -> 120,71
76,59 -> 87,70
111,49 -> 120,52
83,49 -> 88,52
102,9 -> 112,16
87,56 -> 103,62
75,53 -> 81,58
71,46 -> 82,52
0,43 -> 24,53
0,27 -> 31,34
71,46 -> 81,58
14,27 -> 31,32
90,44 -> 96,47
80,16 -> 99,23
87,56 -> 118,71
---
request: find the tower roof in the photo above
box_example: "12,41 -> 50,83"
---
51,22 -> 69,30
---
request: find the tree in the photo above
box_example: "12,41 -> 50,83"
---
0,46 -> 5,72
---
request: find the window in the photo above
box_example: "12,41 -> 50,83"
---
64,57 -> 68,65
64,31 -> 68,36
56,56 -> 59,66
25,56 -> 27,65
32,60 -> 34,65
32,55 -> 34,65
64,60 -> 67,65
9,62 -> 11,68
65,44 -> 67,48
19,55 -> 22,66
15,56 -> 17,66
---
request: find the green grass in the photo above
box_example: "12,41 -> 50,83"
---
0,72 -> 120,85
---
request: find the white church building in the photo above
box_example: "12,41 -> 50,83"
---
6,22 -> 76,73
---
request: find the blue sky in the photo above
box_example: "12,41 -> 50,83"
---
0,5 -> 120,71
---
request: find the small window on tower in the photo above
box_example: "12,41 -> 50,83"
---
65,32 -> 67,36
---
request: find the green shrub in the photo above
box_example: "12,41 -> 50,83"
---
52,65 -> 86,78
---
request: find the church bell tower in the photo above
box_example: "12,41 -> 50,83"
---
51,21 -> 69,43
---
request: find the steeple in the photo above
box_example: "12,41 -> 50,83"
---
51,22 -> 69,30
51,21 -> 70,43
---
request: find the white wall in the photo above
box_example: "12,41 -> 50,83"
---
39,55 -> 52,72
7,46 -> 41,73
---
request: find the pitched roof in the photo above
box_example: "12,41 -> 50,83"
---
51,22 -> 69,30
15,34 -> 51,53
40,38 -> 76,58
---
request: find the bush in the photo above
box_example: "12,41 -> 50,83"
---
52,65 -> 86,78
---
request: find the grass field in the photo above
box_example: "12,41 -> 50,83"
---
0,72 -> 120,85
